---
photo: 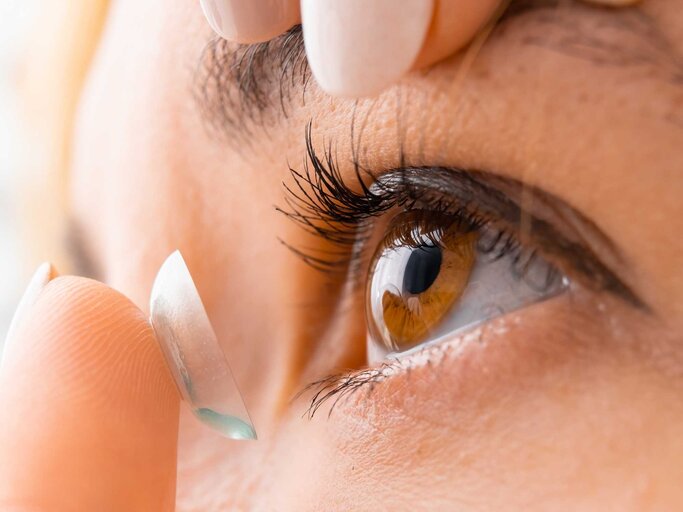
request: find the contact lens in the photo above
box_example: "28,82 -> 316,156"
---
149,251 -> 256,440
366,212 -> 569,363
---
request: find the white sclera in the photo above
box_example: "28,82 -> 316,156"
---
367,233 -> 569,364
150,251 -> 256,440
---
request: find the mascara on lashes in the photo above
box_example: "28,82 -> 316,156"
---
278,133 -> 645,309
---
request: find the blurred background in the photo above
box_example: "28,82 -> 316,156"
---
0,0 -> 41,345
0,0 -> 108,351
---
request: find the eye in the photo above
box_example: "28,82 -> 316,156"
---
366,210 -> 568,362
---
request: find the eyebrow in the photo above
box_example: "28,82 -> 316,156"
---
194,25 -> 308,144
193,0 -> 682,141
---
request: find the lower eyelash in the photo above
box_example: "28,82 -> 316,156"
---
298,358 -> 422,419
300,327 -> 477,418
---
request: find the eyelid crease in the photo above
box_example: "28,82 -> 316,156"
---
277,127 -> 648,311
389,168 -> 647,309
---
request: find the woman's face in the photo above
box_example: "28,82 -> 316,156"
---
69,0 -> 683,509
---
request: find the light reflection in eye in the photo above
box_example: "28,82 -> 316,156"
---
366,211 -> 568,363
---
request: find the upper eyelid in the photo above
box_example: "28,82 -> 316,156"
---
278,132 -> 648,311
369,167 -> 647,310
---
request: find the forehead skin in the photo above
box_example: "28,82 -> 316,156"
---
70,0 -> 683,510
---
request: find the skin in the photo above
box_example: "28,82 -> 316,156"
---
1,0 -> 682,510
0,277 -> 179,510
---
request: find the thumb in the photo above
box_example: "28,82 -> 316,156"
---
0,267 -> 180,511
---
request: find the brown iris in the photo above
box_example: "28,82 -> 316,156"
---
367,214 -> 477,353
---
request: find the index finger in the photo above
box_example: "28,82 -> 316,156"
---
0,272 -> 180,511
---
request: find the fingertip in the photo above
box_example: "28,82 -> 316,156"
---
0,276 -> 180,511
200,0 -> 300,43
302,0 -> 434,98
301,0 -> 505,98
10,275 -> 179,425
411,0 -> 503,70
2,262 -> 58,363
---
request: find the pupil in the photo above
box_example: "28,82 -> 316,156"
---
402,244 -> 442,295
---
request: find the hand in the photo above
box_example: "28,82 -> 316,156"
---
199,0 -> 640,98
0,265 -> 180,511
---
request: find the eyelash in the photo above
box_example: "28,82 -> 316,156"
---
280,126 -> 563,417
278,125 -> 545,285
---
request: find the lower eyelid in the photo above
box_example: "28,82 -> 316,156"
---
303,292 -> 579,420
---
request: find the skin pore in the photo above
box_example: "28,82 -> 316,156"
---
69,0 -> 683,510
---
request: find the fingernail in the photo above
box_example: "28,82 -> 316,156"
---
150,250 -> 257,440
2,262 -> 56,367
302,0 -> 434,97
200,0 -> 300,43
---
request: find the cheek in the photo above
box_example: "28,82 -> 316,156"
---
263,297 -> 683,510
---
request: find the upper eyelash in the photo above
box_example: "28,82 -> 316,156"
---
378,209 -> 558,290
278,125 -> 644,309
276,124 -> 539,283
277,125 -> 459,271
276,124 -> 394,263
